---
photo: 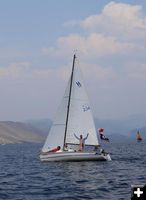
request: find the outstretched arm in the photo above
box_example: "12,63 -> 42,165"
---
74,133 -> 80,140
84,133 -> 89,140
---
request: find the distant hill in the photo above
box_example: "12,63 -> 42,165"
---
25,118 -> 52,135
0,121 -> 46,144
94,113 -> 146,136
1,113 -> 145,144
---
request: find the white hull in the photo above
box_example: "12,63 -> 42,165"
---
40,151 -> 111,162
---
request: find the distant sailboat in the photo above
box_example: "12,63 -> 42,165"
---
137,130 -> 142,142
40,54 -> 111,162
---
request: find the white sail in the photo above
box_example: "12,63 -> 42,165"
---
66,57 -> 99,146
41,78 -> 71,152
42,55 -> 99,152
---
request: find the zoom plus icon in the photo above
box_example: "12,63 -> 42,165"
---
131,185 -> 146,199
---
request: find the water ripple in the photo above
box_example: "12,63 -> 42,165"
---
0,142 -> 146,199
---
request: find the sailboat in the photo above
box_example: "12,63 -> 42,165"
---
137,130 -> 142,142
40,54 -> 111,161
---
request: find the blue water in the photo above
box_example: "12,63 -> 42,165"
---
0,141 -> 146,200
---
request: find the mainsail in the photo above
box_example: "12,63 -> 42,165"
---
42,55 -> 99,152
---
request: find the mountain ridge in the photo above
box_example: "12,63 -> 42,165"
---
0,121 -> 46,144
0,114 -> 146,144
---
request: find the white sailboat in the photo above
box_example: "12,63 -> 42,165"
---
40,54 -> 111,161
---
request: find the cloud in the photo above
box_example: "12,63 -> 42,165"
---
42,2 -> 146,62
42,33 -> 142,60
0,60 -> 71,85
80,1 -> 146,39
0,62 -> 31,79
0,62 -> 55,80
1,1 -> 146,120
41,1 -> 146,86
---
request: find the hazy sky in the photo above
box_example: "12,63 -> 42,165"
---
0,0 -> 146,121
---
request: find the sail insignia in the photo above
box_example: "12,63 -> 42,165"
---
76,81 -> 82,87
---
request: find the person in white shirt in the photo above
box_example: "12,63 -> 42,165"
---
74,133 -> 89,151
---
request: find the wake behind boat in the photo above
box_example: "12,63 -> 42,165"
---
40,54 -> 111,162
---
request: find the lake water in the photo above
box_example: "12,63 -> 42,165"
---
0,141 -> 146,200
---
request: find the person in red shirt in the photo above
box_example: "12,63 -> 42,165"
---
49,146 -> 61,152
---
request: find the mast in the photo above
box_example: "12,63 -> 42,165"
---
63,54 -> 76,150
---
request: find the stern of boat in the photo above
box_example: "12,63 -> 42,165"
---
103,153 -> 112,161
